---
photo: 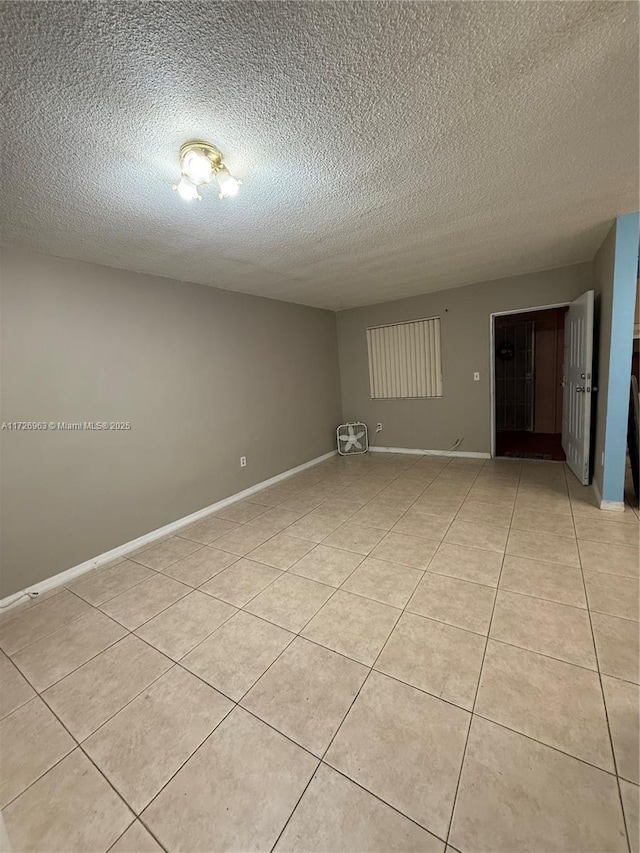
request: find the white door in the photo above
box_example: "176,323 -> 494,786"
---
562,290 -> 595,484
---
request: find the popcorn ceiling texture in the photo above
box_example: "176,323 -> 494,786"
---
0,1 -> 638,310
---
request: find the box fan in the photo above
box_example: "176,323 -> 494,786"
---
336,422 -> 368,455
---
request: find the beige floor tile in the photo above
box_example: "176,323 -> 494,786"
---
247,507 -> 303,533
602,675 -> 640,784
592,613 -> 640,684
342,556 -> 423,608
424,476 -> 471,492
408,573 -> 496,635
302,589 -> 400,666
460,493 -> 515,514
476,641 -> 614,770
0,697 -> 75,807
242,637 -> 367,755
466,485 -> 517,506
182,610 -> 294,700
213,524 -> 275,556
84,666 -> 232,813
43,635 -> 172,741
161,546 -> 238,587
100,573 -> 190,630
370,531 -> 439,569
325,670 -> 469,838
575,517 -> 639,548
584,571 -> 639,621
428,543 -> 503,587
290,544 -> 363,586
579,540 -> 639,578
274,763 -> 444,853
312,498 -> 360,523
12,609 -> 127,691
213,500 -> 270,524
285,513 -> 343,543
199,558 -> 281,606
391,511 -> 451,540
455,500 -> 513,529
621,780 -> 640,853
132,535 -> 202,569
0,590 -> 90,655
142,707 -> 318,852
572,498 -> 638,524
247,533 -> 315,570
0,587 -> 67,627
499,555 -> 587,608
110,821 -> 164,853
349,504 -> 405,531
244,573 -> 334,632
369,491 -> 419,512
511,509 -> 576,538
67,560 -> 154,606
449,716 -> 627,853
338,488 -> 382,507
433,472 -> 477,491
280,493 -> 328,514
507,528 -> 579,567
515,493 -> 572,516
490,590 -> 596,669
178,516 -> 240,546
444,520 -> 508,554
135,590 -> 236,659
322,522 -> 386,555
258,484 -> 304,506
0,650 -> 35,719
376,612 -> 485,710
3,749 -> 133,853
10,456 -> 638,852
410,496 -> 462,520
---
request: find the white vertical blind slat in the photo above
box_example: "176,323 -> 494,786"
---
366,318 -> 443,399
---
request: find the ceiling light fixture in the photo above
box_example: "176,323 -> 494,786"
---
172,140 -> 241,201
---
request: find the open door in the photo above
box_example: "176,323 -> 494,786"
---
562,290 -> 595,484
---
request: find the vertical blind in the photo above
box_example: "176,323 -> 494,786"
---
366,317 -> 443,399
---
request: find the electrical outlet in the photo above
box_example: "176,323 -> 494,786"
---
240,456 -> 247,468
376,423 -> 383,432
473,372 -> 480,381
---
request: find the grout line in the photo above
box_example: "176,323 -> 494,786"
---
0,589 -> 96,654
0,656 -> 139,841
443,456 -> 515,846
106,817 -> 168,853
568,469 -> 634,853
4,454 -> 637,853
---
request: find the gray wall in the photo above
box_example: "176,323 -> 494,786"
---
592,221 -> 616,496
0,249 -> 342,597
337,263 -> 592,454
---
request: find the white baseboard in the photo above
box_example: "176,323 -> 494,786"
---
0,450 -> 337,612
370,446 -> 491,459
592,478 -> 625,512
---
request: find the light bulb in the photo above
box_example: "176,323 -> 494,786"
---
173,176 -> 201,201
215,165 -> 241,198
182,149 -> 214,184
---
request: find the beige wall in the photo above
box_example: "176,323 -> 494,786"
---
592,222 -> 616,495
337,263 -> 592,454
0,249 -> 341,597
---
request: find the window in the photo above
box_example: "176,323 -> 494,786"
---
366,317 -> 443,399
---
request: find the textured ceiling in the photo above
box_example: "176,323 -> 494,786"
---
0,1 -> 638,310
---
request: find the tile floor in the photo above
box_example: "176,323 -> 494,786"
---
1,452 -> 639,853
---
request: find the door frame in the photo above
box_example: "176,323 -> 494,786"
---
489,302 -> 571,458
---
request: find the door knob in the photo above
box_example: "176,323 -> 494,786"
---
576,386 -> 585,393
